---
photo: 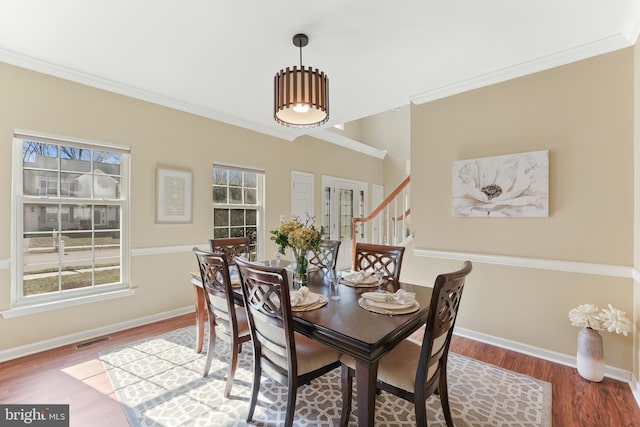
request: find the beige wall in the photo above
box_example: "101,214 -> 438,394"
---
359,106 -> 411,194
0,62 -> 383,351
405,48 -> 635,371
0,45 -> 637,375
330,106 -> 411,197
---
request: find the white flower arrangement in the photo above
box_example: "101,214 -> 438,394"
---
568,304 -> 632,336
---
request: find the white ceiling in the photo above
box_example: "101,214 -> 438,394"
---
1,1 -> 639,147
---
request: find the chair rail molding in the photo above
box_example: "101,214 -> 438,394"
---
414,248 -> 632,278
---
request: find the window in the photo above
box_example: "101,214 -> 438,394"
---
12,130 -> 129,308
212,163 -> 264,260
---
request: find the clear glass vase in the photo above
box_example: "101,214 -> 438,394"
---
291,247 -> 309,289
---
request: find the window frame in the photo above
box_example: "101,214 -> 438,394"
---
211,162 -> 265,260
8,129 -> 131,315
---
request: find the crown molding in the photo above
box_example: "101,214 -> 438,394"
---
0,48 -> 385,155
0,48 -> 298,142
309,129 -> 387,159
410,33 -> 634,105
622,0 -> 640,44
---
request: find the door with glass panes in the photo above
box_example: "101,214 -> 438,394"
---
321,176 -> 367,270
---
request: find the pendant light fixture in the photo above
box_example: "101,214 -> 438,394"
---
274,33 -> 329,128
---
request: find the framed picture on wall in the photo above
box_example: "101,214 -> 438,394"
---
156,167 -> 193,223
452,150 -> 549,217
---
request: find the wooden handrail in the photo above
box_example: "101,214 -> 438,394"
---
392,208 -> 411,222
351,176 -> 411,269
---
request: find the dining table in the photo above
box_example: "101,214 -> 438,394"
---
190,261 -> 434,427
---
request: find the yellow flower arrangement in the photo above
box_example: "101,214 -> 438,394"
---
270,216 -> 323,287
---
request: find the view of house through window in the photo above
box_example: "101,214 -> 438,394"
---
15,133 -> 129,304
212,164 -> 264,260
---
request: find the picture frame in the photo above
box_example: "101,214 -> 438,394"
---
156,167 -> 193,223
452,150 -> 549,217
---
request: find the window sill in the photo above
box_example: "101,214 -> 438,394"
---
0,288 -> 136,319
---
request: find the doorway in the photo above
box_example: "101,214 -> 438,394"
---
321,176 -> 368,270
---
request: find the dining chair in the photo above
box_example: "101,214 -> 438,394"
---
354,242 -> 406,282
234,257 -> 342,427
209,237 -> 252,264
308,239 -> 341,270
339,261 -> 472,427
193,248 -> 251,398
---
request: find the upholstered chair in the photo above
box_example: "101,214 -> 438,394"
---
193,248 -> 250,398
340,261 -> 472,426
235,257 -> 341,427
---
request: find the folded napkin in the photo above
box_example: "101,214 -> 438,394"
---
290,286 -> 327,311
290,286 -> 312,307
362,289 -> 416,306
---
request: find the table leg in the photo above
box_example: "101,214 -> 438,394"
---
355,359 -> 378,427
193,284 -> 205,353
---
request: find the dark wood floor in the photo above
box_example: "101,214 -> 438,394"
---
0,313 -> 638,426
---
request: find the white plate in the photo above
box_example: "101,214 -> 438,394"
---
358,298 -> 420,315
361,291 -> 390,302
364,298 -> 415,310
342,274 -> 379,287
341,279 -> 381,288
343,273 -> 376,282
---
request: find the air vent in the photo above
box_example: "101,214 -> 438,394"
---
75,336 -> 111,350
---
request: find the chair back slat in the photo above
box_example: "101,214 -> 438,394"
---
354,243 -> 405,282
308,240 -> 341,270
193,248 -> 239,333
417,261 -> 472,387
210,237 -> 251,264
235,258 -> 297,378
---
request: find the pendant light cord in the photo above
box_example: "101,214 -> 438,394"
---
299,45 -> 303,69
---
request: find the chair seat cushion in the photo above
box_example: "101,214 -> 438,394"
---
341,339 -> 437,393
295,333 -> 341,375
215,306 -> 250,338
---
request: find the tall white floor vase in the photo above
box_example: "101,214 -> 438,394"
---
576,327 -> 604,382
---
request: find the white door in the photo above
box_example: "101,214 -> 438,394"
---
291,171 -> 314,221
322,176 -> 368,270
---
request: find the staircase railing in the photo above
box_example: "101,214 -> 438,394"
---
351,176 -> 411,268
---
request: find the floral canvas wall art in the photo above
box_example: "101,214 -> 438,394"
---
452,150 -> 549,217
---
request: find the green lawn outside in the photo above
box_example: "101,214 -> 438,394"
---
23,268 -> 121,296
28,235 -> 119,248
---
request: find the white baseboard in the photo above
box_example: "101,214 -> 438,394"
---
0,306 -> 195,363
631,375 -> 640,408
454,326 -> 633,384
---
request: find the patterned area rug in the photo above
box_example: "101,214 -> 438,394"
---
100,326 -> 551,426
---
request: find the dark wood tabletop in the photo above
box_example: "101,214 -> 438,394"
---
191,264 -> 433,427
295,269 -> 432,363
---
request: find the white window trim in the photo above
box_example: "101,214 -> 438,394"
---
9,130 -> 131,316
0,289 -> 136,319
212,163 -> 265,259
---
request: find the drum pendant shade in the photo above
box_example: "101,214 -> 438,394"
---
274,34 -> 329,128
